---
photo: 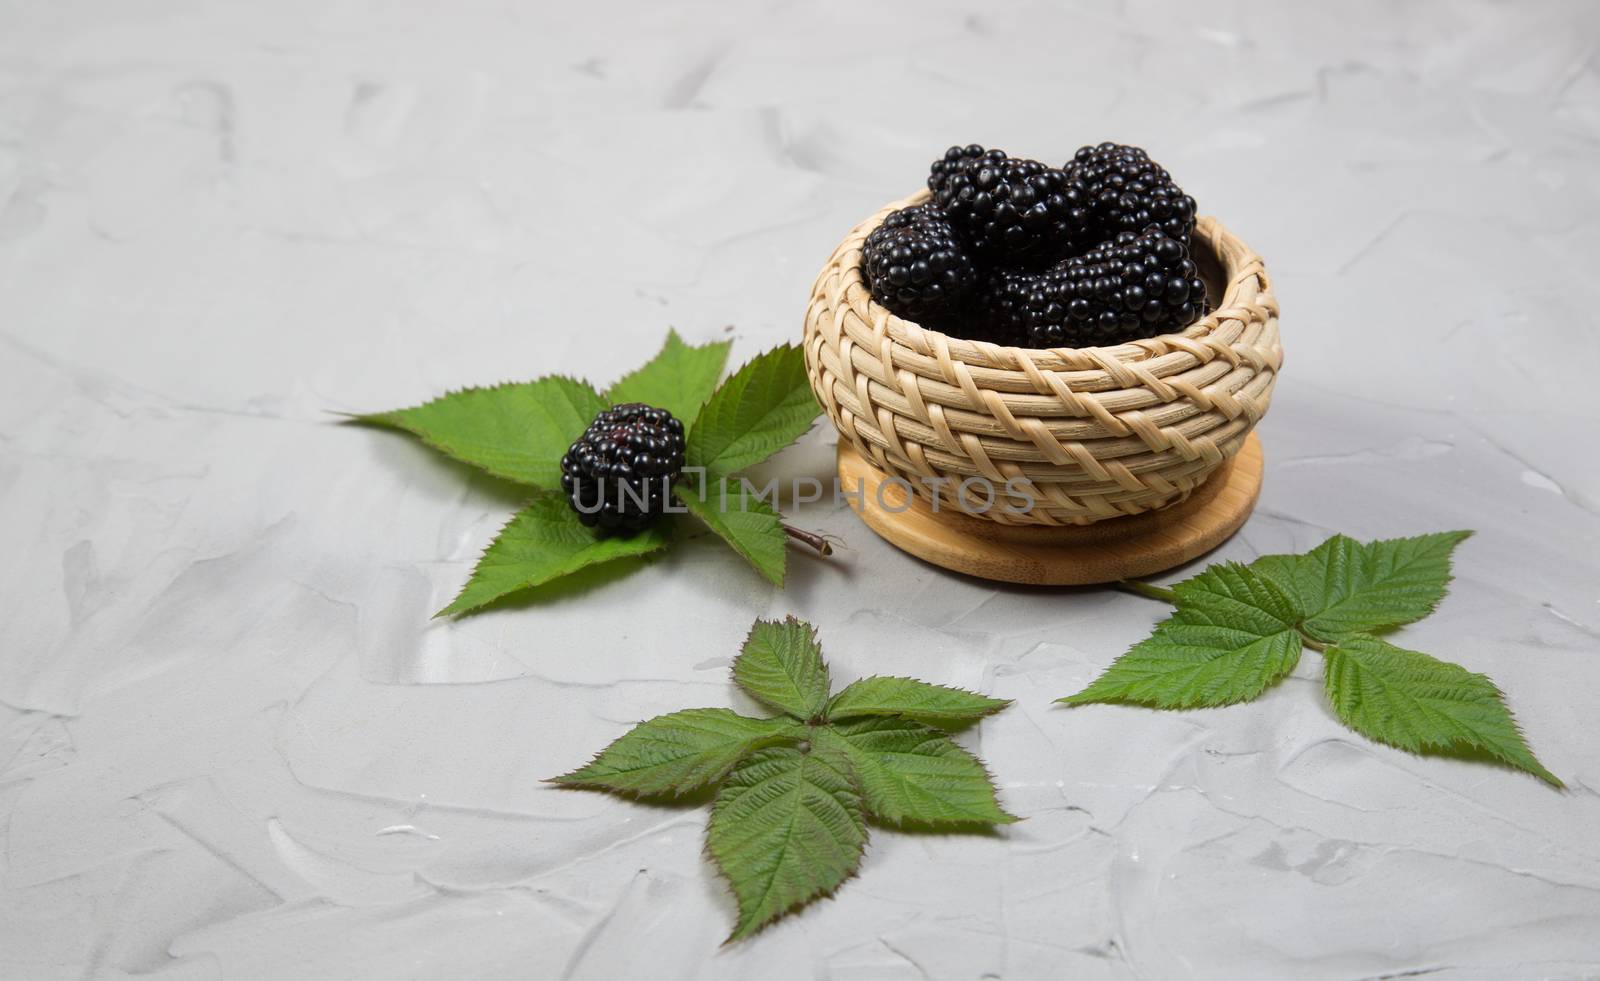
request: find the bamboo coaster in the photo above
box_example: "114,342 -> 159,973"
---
837,433 -> 1263,585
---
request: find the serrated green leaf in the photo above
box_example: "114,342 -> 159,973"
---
550,708 -> 802,796
358,377 -> 606,490
437,495 -> 669,616
686,344 -> 819,479
1241,552 -> 1302,607
734,617 -> 830,720
1173,559 -> 1302,627
814,718 -> 1016,828
707,747 -> 866,942
826,676 -> 1010,729
1322,634 -> 1560,786
676,482 -> 788,586
549,613 -> 1021,943
604,329 -> 732,425
1253,531 -> 1472,642
1060,563 -> 1303,708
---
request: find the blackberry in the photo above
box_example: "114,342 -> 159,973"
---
1067,142 -> 1197,244
974,268 -> 1045,348
983,227 -> 1209,348
927,145 -> 1092,263
862,204 -> 978,326
559,403 -> 686,533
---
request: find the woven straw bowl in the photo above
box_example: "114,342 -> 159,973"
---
803,191 -> 1282,527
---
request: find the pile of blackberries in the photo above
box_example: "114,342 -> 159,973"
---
863,142 -> 1207,348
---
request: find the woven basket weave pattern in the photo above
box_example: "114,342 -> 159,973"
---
803,192 -> 1282,526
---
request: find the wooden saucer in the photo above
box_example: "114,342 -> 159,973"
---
836,434 -> 1263,585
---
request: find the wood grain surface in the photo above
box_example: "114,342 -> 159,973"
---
836,433 -> 1264,585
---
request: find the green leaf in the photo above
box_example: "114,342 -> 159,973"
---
706,747 -> 867,942
1322,634 -> 1561,786
675,482 -> 788,586
1059,563 -> 1303,708
549,614 -> 1020,943
686,344 -> 819,479
604,329 -> 733,425
437,495 -> 669,616
550,708 -> 802,796
358,377 -> 607,490
734,617 -> 830,719
826,677 -> 1010,729
1254,531 -> 1472,642
814,718 -> 1016,828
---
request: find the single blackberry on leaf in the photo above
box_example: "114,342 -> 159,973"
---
560,403 -> 686,533
983,227 -> 1209,349
862,204 -> 978,327
1067,141 -> 1197,244
927,145 -> 1092,263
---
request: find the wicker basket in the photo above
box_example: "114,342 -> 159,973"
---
803,191 -> 1281,527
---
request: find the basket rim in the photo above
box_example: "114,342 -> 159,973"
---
844,190 -> 1266,372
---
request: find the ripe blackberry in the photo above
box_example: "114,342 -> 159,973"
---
927,145 -> 1092,262
1067,142 -> 1197,244
559,403 -> 686,533
974,268 -> 1045,348
983,227 -> 1209,348
862,204 -> 978,327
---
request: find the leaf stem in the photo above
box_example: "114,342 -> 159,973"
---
1115,579 -> 1178,604
783,524 -> 833,557
1298,630 -> 1328,652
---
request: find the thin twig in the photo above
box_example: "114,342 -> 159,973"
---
783,524 -> 833,557
1115,579 -> 1178,604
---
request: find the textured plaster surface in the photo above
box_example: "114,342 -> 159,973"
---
3,1 -> 1600,978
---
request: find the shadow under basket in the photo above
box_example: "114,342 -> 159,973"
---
802,191 -> 1282,585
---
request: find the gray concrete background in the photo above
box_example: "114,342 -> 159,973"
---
3,1 -> 1599,977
